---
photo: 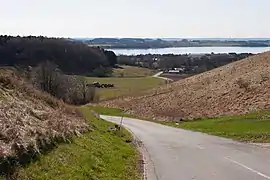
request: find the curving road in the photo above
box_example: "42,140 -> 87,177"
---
152,71 -> 172,81
101,115 -> 270,180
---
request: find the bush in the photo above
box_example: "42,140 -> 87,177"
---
236,78 -> 250,91
260,73 -> 269,83
120,72 -> 124,78
68,78 -> 99,105
91,67 -> 112,77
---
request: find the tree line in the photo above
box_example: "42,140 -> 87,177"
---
0,35 -> 117,76
118,53 -> 254,74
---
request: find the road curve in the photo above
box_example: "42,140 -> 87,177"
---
101,115 -> 270,180
152,71 -> 172,81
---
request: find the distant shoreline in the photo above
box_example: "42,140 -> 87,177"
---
82,38 -> 270,50
106,45 -> 270,50
107,46 -> 270,56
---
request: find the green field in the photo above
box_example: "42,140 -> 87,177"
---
91,106 -> 270,143
113,66 -> 156,78
87,77 -> 165,100
16,107 -> 140,180
164,111 -> 270,143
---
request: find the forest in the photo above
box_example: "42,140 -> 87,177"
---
0,35 -> 117,76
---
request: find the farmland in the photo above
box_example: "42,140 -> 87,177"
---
112,66 -> 156,78
87,77 -> 165,101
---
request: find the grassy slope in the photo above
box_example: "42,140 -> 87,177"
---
113,66 -> 156,78
92,106 -> 270,143
103,52 -> 270,121
16,107 -> 140,180
87,77 -> 165,100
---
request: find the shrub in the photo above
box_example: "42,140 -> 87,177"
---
120,72 -> 124,77
30,61 -> 99,105
67,79 -> 99,105
236,78 -> 250,91
260,73 -> 269,83
91,67 -> 112,77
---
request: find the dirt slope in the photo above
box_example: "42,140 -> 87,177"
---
0,71 -> 89,159
101,51 -> 270,121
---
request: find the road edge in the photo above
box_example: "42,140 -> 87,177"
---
123,125 -> 159,180
130,131 -> 147,180
152,71 -> 173,82
98,114 -> 150,180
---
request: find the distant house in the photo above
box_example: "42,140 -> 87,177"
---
168,70 -> 180,74
174,68 -> 185,72
153,57 -> 159,61
167,68 -> 185,74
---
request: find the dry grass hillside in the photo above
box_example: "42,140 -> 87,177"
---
101,51 -> 270,121
0,70 -> 89,163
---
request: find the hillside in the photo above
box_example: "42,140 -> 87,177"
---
0,70 -> 140,179
0,71 -> 89,171
101,51 -> 270,120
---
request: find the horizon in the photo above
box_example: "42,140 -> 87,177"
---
1,0 -> 270,38
73,37 -> 270,40
2,35 -> 270,40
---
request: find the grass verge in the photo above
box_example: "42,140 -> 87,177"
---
89,106 -> 135,118
15,107 -> 140,180
91,106 -> 270,143
86,77 -> 165,100
163,111 -> 270,143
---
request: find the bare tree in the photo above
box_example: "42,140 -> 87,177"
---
33,61 -> 61,96
31,61 -> 99,105
75,77 -> 98,104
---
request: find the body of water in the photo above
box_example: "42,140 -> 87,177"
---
109,47 -> 270,55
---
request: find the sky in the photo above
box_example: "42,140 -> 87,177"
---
0,0 -> 269,38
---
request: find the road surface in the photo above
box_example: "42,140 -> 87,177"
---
101,115 -> 270,180
152,72 -> 172,81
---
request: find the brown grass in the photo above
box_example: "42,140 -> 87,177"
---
0,70 -> 89,171
100,51 -> 270,121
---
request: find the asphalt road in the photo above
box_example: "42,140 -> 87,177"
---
101,115 -> 270,180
